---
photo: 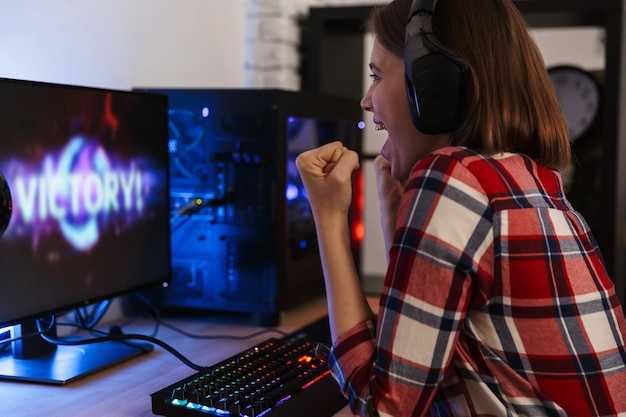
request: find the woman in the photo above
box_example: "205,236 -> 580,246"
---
296,0 -> 626,415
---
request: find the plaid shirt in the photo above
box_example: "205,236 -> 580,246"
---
327,147 -> 626,417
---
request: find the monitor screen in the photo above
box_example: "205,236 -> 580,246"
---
0,78 -> 171,383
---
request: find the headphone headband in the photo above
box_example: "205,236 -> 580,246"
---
404,0 -> 468,134
406,0 -> 437,40
408,0 -> 438,22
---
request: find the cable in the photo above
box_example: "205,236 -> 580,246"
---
3,292 -> 291,373
170,213 -> 192,234
74,300 -> 111,329
35,318 -> 209,372
0,317 -> 56,347
131,290 -> 290,340
92,292 -> 162,339
156,320 -> 290,340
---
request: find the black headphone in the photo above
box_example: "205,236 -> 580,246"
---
404,0 -> 469,134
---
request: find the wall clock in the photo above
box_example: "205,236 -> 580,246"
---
548,65 -> 602,142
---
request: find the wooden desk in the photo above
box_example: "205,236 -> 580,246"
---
0,296 -> 361,417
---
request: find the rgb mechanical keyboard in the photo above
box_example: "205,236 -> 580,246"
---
151,317 -> 347,417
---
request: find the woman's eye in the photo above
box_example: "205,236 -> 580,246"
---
369,73 -> 380,82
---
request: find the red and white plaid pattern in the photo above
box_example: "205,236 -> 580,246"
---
328,147 -> 626,417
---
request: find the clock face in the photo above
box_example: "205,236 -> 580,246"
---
548,66 -> 601,142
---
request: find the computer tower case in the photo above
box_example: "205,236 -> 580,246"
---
136,89 -> 363,325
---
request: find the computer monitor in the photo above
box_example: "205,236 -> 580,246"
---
0,78 -> 171,384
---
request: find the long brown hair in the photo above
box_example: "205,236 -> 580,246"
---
367,0 -> 571,170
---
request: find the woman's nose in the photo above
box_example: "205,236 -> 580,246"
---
360,95 -> 372,112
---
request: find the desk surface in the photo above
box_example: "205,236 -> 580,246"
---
0,296 -> 368,417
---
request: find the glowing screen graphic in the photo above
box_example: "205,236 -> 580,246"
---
0,78 -> 170,327
6,136 -> 159,251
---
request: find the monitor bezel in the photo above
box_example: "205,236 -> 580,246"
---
0,77 -> 172,329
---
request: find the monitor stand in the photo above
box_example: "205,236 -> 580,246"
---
0,320 -> 153,385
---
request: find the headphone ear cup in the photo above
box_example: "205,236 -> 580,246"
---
405,48 -> 467,134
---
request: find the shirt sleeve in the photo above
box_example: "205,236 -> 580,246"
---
327,151 -> 494,416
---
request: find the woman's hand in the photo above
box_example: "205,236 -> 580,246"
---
296,141 -> 373,342
373,155 -> 404,255
296,141 -> 360,220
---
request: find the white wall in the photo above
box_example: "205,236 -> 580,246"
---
0,0 -> 381,91
0,0 -> 247,90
